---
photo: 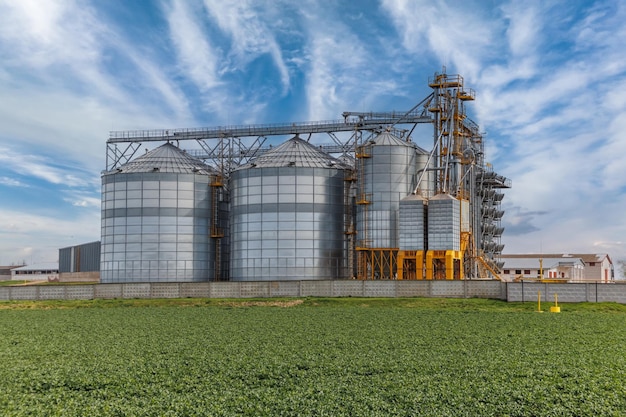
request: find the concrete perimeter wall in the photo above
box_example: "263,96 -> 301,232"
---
0,280 -> 625,303
506,281 -> 626,303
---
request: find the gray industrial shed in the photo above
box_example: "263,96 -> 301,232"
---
59,241 -> 101,282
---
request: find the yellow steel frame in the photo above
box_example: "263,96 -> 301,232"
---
425,250 -> 463,280
357,248 -> 398,280
397,250 -> 424,280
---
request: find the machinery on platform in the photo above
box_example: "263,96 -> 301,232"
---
102,68 -> 510,282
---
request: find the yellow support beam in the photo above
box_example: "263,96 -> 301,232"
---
397,250 -> 424,280
426,250 -> 463,280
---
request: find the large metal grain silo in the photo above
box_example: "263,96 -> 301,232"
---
229,136 -> 348,281
100,143 -> 215,283
356,132 -> 419,249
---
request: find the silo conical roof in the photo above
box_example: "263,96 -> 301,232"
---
237,136 -> 346,169
371,131 -> 416,147
104,142 -> 212,175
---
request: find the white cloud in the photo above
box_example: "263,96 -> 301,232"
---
0,147 -> 94,187
165,0 -> 221,92
0,208 -> 100,265
380,0 -> 496,80
0,176 -> 26,187
63,192 -> 101,208
202,0 -> 290,92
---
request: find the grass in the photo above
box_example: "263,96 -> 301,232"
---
1,295 -> 626,313
0,280 -> 29,286
0,298 -> 624,416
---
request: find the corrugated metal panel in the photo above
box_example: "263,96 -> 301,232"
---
427,194 -> 460,251
78,241 -> 101,272
59,241 -> 101,272
59,247 -> 72,273
399,194 -> 426,250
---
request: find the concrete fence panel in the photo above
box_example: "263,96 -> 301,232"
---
210,282 -> 241,298
544,283 -> 586,303
597,283 -> 626,303
466,281 -> 506,300
300,280 -> 332,297
180,283 -> 210,298
38,286 -> 67,300
9,286 -> 39,300
94,284 -> 123,299
0,287 -> 10,301
396,281 -> 431,297
364,281 -> 397,298
269,281 -> 301,297
65,286 -> 96,300
431,280 -> 464,297
332,280 -> 364,297
122,283 -> 151,299
241,282 -> 270,298
150,283 -> 181,299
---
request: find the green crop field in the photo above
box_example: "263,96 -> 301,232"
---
0,298 -> 624,416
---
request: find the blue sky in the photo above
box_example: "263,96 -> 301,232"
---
1,0 -> 625,274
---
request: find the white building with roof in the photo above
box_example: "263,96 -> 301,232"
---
500,253 -> 613,282
11,262 -> 59,281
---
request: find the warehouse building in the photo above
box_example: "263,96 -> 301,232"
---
11,263 -> 59,282
59,241 -> 101,282
0,265 -> 24,280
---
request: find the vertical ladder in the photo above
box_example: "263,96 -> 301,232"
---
210,175 -> 224,281
355,143 -> 372,279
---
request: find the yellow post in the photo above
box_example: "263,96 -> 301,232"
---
445,251 -> 454,280
536,290 -> 543,313
416,251 -> 424,280
550,293 -> 561,313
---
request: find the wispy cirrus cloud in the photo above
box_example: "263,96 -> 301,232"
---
202,0 -> 290,93
380,0 -> 496,80
164,0 -> 221,93
0,176 -> 27,187
0,147 -> 95,187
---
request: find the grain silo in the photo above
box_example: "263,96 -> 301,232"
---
100,142 -> 215,282
355,132 -> 420,279
229,136 -> 348,280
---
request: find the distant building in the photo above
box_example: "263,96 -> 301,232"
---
500,254 -> 614,282
58,241 -> 100,282
11,263 -> 59,281
0,265 -> 25,280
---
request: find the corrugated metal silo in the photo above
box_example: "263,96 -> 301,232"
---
100,143 -> 215,282
356,132 -> 418,249
229,136 -> 348,280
